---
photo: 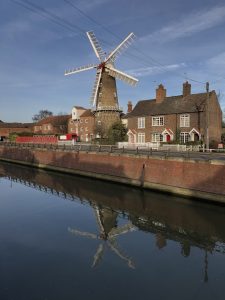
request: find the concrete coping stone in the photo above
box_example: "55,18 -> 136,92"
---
1,145 -> 225,166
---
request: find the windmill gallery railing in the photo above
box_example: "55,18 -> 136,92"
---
1,141 -> 224,160
91,105 -> 123,112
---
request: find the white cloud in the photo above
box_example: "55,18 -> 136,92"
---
141,5 -> 225,43
126,63 -> 186,77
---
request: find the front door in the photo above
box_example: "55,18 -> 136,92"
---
194,133 -> 199,142
166,134 -> 171,142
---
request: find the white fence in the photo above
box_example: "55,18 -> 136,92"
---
57,140 -> 202,152
160,144 -> 202,152
117,142 -> 201,152
117,142 -> 160,150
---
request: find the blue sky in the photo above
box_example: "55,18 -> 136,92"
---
1,0 -> 225,122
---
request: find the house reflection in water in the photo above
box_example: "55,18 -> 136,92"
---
130,215 -> 211,282
1,161 -> 225,282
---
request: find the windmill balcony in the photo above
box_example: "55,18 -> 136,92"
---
92,106 -> 123,112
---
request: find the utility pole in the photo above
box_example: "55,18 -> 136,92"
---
206,82 -> 209,151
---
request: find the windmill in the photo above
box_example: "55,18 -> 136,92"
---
68,206 -> 136,269
65,31 -> 138,131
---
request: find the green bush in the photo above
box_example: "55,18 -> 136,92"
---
107,122 -> 128,145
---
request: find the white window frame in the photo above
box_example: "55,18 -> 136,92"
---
138,117 -> 145,129
137,133 -> 145,143
152,133 -> 163,142
152,116 -> 164,126
180,132 -> 190,144
180,114 -> 190,127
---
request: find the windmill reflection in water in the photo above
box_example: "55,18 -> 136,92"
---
68,206 -> 136,268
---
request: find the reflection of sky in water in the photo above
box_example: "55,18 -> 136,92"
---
0,164 -> 225,300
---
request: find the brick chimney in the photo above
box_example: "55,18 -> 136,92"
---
127,101 -> 133,113
183,81 -> 191,97
156,84 -> 166,103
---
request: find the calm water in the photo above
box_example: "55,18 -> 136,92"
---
0,162 -> 225,300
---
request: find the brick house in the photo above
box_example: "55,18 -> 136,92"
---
0,122 -> 33,140
79,109 -> 95,142
68,107 -> 95,142
124,82 -> 222,145
68,106 -> 87,137
33,115 -> 70,135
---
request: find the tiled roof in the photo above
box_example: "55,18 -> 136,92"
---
36,115 -> 70,126
125,91 -> 215,118
0,122 -> 33,128
80,109 -> 94,117
73,106 -> 86,109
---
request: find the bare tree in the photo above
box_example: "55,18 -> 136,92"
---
32,110 -> 53,122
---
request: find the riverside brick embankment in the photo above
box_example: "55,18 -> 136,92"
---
0,144 -> 225,203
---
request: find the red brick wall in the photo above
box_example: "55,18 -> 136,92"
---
0,127 -> 33,138
208,92 -> 222,143
0,146 -> 224,198
79,115 -> 95,141
68,118 -> 78,135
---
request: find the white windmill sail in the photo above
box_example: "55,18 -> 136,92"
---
68,227 -> 98,239
92,243 -> 105,268
87,31 -> 105,62
65,64 -> 97,76
108,239 -> 135,269
107,66 -> 138,86
108,222 -> 136,238
90,69 -> 102,107
106,32 -> 135,63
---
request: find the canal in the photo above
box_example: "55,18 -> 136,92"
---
0,162 -> 225,300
